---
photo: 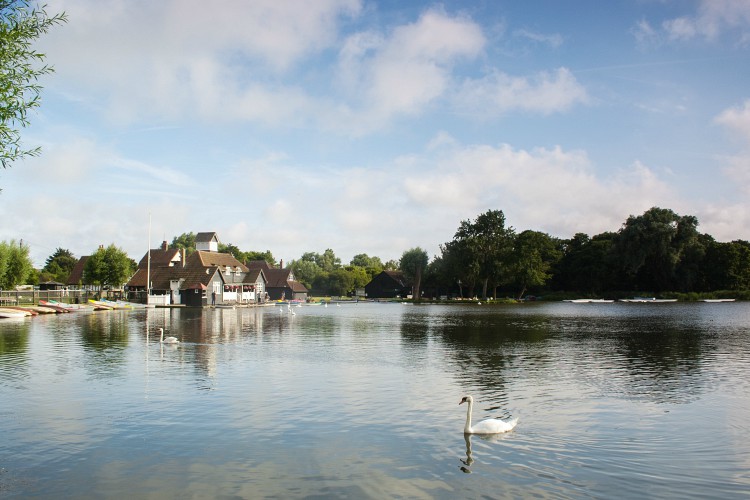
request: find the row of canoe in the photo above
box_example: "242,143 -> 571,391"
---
0,299 -> 140,318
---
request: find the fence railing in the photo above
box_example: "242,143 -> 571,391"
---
0,289 -> 126,306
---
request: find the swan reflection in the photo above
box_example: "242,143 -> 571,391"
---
460,434 -> 474,473
459,432 -> 512,473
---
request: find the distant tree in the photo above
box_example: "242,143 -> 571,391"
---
702,239 -> 750,291
0,1 -> 66,173
552,232 -> 618,293
290,258 -> 322,289
316,249 -> 341,272
83,244 -> 134,288
0,239 -> 33,289
350,254 -> 383,269
42,247 -> 76,283
350,253 -> 384,279
400,247 -> 429,300
451,209 -> 515,299
508,230 -> 561,299
244,250 -> 275,266
170,232 -> 196,254
325,268 -> 356,296
614,207 -> 701,291
383,259 -> 399,271
439,239 -> 475,298
345,265 -> 370,291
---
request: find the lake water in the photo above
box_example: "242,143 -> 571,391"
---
1,301 -> 749,499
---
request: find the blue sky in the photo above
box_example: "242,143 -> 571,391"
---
2,0 -> 750,267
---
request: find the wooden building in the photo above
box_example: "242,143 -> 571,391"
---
364,270 -> 412,299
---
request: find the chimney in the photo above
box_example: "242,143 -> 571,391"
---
182,249 -> 186,268
280,259 -> 283,269
162,240 -> 168,251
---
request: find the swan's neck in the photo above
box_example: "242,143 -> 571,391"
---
160,330 -> 164,342
464,400 -> 473,433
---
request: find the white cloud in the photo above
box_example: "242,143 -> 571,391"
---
699,202 -> 750,241
455,67 -> 589,116
632,19 -> 661,48
637,0 -> 750,45
715,99 -> 750,142
334,8 -> 486,132
400,139 -> 676,239
715,100 -> 750,194
513,29 -> 564,48
42,0 -> 362,124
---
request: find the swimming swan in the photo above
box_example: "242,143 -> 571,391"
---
159,327 -> 180,344
459,395 -> 517,434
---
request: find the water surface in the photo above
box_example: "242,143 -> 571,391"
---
1,302 -> 749,498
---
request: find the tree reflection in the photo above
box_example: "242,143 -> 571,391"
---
0,321 -> 29,357
80,312 -> 130,350
79,312 -> 130,379
403,306 -> 718,406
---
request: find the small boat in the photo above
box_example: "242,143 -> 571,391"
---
5,306 -> 39,316
620,297 -> 677,303
0,308 -> 29,318
701,298 -> 736,303
89,299 -> 114,310
36,301 -> 72,313
43,299 -> 94,311
564,299 -> 614,303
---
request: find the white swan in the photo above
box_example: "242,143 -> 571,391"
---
158,327 -> 180,344
459,395 -> 517,434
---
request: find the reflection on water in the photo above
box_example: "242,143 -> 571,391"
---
1,302 -> 750,498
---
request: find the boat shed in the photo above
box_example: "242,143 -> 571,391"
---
364,270 -> 412,299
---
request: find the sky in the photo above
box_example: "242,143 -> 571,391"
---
2,0 -> 750,268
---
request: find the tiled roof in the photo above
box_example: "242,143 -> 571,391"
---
247,261 -> 306,292
136,248 -> 182,269
246,260 -> 271,271
264,268 -> 292,288
127,250 -> 266,292
189,250 -> 248,271
67,256 -> 89,285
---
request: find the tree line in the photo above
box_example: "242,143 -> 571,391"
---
425,207 -> 750,300
3,206 -> 750,299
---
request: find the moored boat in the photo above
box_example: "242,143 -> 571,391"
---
0,308 -> 28,318
36,301 -> 72,313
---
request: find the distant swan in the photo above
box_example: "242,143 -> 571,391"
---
159,327 -> 179,344
459,395 -> 517,434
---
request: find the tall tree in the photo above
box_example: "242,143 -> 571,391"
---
614,207 -> 701,291
399,247 -> 429,300
451,209 -> 515,299
509,230 -> 560,299
316,249 -> 341,272
552,232 -> 618,293
702,240 -> 750,291
42,247 -> 76,283
83,244 -> 134,288
0,1 -> 66,171
350,253 -> 384,278
290,257 -> 322,289
0,239 -> 33,289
